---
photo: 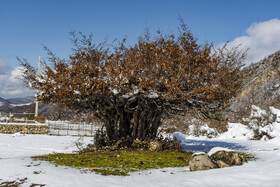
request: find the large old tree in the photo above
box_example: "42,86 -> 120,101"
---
20,22 -> 245,143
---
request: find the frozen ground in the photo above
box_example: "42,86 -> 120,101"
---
0,133 -> 280,187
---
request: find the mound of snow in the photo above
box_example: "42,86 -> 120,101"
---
173,132 -> 187,142
249,105 -> 267,118
264,107 -> 280,138
218,123 -> 254,140
244,106 -> 280,140
188,124 -> 218,138
217,106 -> 280,141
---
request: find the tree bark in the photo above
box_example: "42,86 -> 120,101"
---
99,97 -> 164,142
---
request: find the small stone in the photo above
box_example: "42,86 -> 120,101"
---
33,171 -> 41,174
148,140 -> 162,152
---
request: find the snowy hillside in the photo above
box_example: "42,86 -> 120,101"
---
229,51 -> 280,121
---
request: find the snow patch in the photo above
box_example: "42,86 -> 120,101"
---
112,89 -> 119,95
147,91 -> 159,98
249,105 -> 267,118
244,106 -> 280,140
218,123 -> 254,140
10,102 -> 33,107
188,124 -> 218,138
192,152 -> 207,156
36,77 -> 46,83
208,147 -> 233,156
0,116 -> 9,121
12,132 -> 25,137
173,132 -> 187,142
74,90 -> 81,95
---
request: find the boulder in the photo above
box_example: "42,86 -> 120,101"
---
216,160 -> 230,168
189,153 -> 218,171
210,150 -> 243,166
148,140 -> 162,152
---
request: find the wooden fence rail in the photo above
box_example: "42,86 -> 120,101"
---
47,121 -> 100,137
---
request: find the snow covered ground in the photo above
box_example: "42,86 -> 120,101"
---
0,133 -> 280,187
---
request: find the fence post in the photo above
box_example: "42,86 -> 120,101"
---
67,121 -> 69,136
78,123 -> 80,136
9,112 -> 12,122
57,121 -> 60,136
91,123 -> 93,137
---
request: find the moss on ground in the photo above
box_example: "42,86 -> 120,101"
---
32,150 -> 191,176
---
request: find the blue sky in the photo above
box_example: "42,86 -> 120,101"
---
0,0 -> 280,98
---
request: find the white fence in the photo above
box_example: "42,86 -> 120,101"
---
0,112 -> 36,123
47,121 -> 101,136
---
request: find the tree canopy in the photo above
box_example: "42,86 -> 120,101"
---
20,21 -> 246,143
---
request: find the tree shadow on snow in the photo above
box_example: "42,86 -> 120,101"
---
173,132 -> 247,153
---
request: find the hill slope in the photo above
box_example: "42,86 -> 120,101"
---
229,50 -> 280,120
0,97 -> 10,106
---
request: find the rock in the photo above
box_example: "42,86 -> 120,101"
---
148,140 -> 162,152
216,160 -> 229,168
210,150 -> 243,166
189,153 -> 218,171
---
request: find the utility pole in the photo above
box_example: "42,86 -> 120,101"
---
34,56 -> 40,117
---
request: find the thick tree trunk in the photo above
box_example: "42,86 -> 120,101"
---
96,97 -> 164,144
102,102 -> 163,142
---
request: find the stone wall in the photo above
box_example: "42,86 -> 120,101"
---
0,124 -> 48,134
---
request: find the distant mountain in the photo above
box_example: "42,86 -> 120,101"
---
7,96 -> 35,104
0,97 -> 10,106
0,96 -> 34,114
0,96 -> 76,121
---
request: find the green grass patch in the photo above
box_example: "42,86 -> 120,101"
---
32,150 -> 191,176
239,152 -> 256,161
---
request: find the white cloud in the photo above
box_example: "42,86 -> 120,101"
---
10,67 -> 25,82
0,60 -> 11,75
0,66 -> 34,98
222,18 -> 280,65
